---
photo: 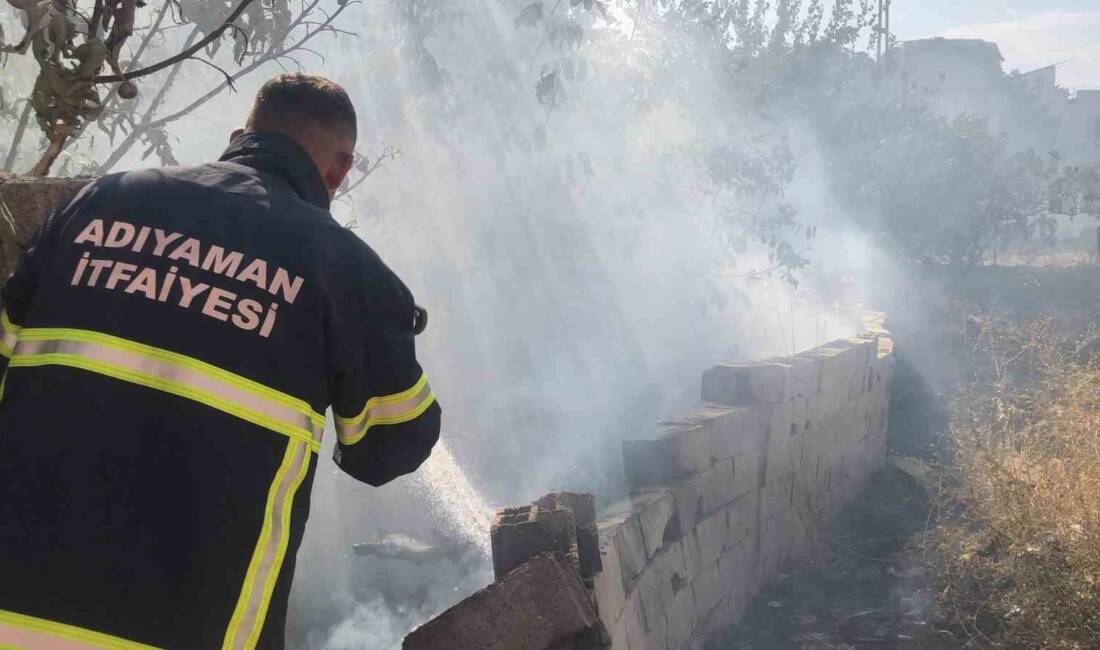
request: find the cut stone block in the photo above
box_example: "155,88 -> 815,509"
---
690,561 -> 726,629
666,577 -> 697,650
672,473 -> 704,535
622,424 -> 712,487
491,503 -> 578,580
702,362 -> 788,406
689,510 -> 729,571
636,541 -> 688,647
536,492 -> 602,580
706,404 -> 769,461
492,492 -> 602,583
592,535 -> 627,627
765,355 -> 822,400
609,590 -> 644,650
698,459 -> 736,516
633,489 -> 678,559
403,552 -> 608,650
599,503 -> 648,585
732,448 -> 765,500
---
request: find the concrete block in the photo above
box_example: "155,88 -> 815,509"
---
702,362 -> 788,406
623,424 -> 712,487
698,459 -> 735,516
403,552 -> 608,650
633,488 -> 677,559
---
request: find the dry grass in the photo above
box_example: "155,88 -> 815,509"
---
934,317 -> 1100,647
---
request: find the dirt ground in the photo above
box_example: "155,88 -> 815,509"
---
710,464 -> 958,649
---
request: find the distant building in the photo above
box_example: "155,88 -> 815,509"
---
891,37 -> 1100,166
893,38 -> 1008,133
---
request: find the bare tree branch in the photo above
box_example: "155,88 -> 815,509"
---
91,0 -> 262,83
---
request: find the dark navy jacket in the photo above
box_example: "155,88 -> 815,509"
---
0,132 -> 440,649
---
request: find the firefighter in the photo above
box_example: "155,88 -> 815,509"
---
0,74 -> 441,649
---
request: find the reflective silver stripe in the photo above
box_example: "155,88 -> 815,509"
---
223,439 -> 310,649
12,333 -> 323,450
334,374 -> 435,445
0,609 -> 157,649
0,311 -> 20,358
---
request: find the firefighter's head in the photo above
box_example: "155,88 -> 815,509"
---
235,74 -> 358,199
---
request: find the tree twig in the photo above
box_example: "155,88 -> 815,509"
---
91,0 -> 261,83
2,102 -> 32,172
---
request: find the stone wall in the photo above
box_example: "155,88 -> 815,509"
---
406,314 -> 894,650
0,173 -> 91,278
593,315 -> 892,649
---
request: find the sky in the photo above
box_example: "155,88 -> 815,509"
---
892,0 -> 1100,91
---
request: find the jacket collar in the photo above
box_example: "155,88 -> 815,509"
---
218,131 -> 331,210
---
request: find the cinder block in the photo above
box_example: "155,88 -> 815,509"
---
623,424 -> 713,487
702,362 -> 788,406
634,488 -> 677,559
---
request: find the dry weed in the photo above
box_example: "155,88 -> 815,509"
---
934,317 -> 1100,647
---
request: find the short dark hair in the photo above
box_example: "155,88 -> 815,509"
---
247,74 -> 357,141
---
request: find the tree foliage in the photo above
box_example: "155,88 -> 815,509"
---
1,0 -> 356,176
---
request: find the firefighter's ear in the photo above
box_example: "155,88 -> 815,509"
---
321,151 -> 355,199
230,128 -> 245,143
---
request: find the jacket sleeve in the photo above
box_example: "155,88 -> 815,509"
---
327,252 -> 440,486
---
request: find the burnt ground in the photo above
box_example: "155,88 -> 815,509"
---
710,464 -> 959,649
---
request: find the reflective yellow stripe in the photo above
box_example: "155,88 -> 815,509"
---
0,311 -> 21,358
333,372 -> 436,445
0,609 -> 158,649
222,439 -> 310,649
10,328 -> 324,451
